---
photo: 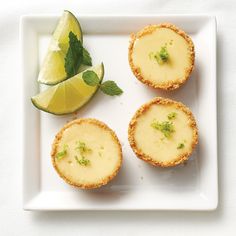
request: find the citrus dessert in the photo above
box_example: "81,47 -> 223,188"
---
128,23 -> 195,90
51,118 -> 122,189
128,97 -> 198,167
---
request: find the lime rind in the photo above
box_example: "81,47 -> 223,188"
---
38,10 -> 83,85
63,10 -> 83,44
32,63 -> 104,115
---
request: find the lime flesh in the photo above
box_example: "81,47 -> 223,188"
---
38,10 -> 83,85
32,63 -> 104,115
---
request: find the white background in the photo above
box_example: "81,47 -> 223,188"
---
0,0 -> 235,235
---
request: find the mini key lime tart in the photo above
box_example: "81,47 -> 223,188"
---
128,97 -> 198,167
128,23 -> 195,90
51,118 -> 122,189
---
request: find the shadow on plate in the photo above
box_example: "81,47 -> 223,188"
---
69,159 -> 132,203
137,64 -> 199,111
139,135 -> 203,192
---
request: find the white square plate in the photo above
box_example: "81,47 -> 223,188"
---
21,15 -> 217,211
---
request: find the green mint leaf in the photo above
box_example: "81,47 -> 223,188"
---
82,48 -> 92,66
82,71 -> 100,86
64,31 -> 83,78
100,81 -> 123,96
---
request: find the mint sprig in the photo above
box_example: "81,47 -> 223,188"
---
64,32 -> 92,78
100,81 -> 123,96
82,71 -> 100,86
65,32 -> 122,96
82,71 -> 123,96
82,48 -> 92,66
64,32 -> 83,78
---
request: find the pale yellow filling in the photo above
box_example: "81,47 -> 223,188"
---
55,123 -> 121,185
134,104 -> 194,163
132,28 -> 191,84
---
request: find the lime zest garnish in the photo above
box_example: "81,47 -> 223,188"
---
151,120 -> 175,138
149,45 -> 169,65
74,155 -> 90,166
168,112 -> 177,120
75,141 -> 92,154
56,144 -> 68,160
177,143 -> 185,149
158,46 -> 169,63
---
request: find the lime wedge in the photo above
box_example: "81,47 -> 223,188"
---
38,10 -> 83,85
32,63 -> 104,115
